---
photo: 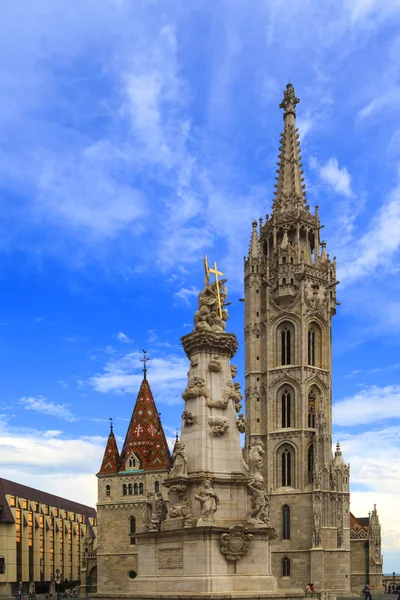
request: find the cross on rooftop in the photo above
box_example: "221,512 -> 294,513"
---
141,349 -> 151,380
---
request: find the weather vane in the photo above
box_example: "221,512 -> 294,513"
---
109,417 -> 113,434
141,350 -> 151,380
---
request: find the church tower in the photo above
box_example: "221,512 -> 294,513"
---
96,364 -> 172,592
244,83 -> 351,593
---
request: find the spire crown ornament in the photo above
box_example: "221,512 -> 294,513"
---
279,82 -> 300,118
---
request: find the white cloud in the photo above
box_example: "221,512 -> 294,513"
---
88,351 -> 188,405
339,180 -> 400,284
357,88 -> 400,121
335,425 -> 400,556
173,286 -> 200,305
333,385 -> 400,426
319,158 -> 354,198
20,396 -> 77,422
116,331 -> 133,343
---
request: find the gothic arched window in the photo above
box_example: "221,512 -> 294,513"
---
308,390 -> 316,428
128,483 -> 132,495
105,485 -> 111,497
155,481 -> 160,493
281,448 -> 292,486
282,505 -> 290,540
281,390 -> 291,428
281,329 -> 291,365
134,483 -> 138,495
129,517 -> 136,545
282,556 -> 291,577
307,444 -> 314,483
139,483 -> 144,495
122,484 -> 127,496
308,328 -> 316,366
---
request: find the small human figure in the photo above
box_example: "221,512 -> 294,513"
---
195,480 -> 219,521
305,584 -> 311,593
363,582 -> 372,600
310,583 -> 315,593
170,441 -> 188,477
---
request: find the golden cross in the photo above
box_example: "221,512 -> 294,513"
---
208,260 -> 224,318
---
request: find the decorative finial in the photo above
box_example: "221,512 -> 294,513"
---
279,82 -> 300,117
109,417 -> 113,434
252,220 -> 257,229
141,349 -> 150,380
176,428 -> 179,442
336,441 -> 340,452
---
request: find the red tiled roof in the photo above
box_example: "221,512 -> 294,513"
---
97,430 -> 120,475
119,378 -> 172,472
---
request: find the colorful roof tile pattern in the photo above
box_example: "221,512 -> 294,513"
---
118,378 -> 172,472
98,430 -> 120,475
350,512 -> 368,539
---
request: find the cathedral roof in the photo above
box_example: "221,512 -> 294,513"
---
350,512 -> 369,539
272,83 -> 309,215
97,427 -> 120,475
119,378 -> 172,472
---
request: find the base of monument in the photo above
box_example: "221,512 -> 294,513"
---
93,591 -> 305,600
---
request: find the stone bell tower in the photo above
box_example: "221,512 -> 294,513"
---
244,83 -> 351,593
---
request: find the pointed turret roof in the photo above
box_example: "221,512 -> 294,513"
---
248,220 -> 259,259
98,421 -> 120,475
273,83 -> 309,214
119,378 -> 172,472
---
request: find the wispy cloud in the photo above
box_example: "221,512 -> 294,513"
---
116,331 -> 133,343
20,397 -> 77,422
339,179 -> 400,284
173,285 -> 200,305
319,158 -> 354,198
333,385 -> 400,426
88,351 -> 187,405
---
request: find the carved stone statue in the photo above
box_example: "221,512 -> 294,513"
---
209,354 -> 221,372
182,377 -> 209,401
195,480 -> 219,521
170,441 -> 188,477
249,440 -> 265,478
207,396 -> 229,409
193,278 -> 229,333
247,480 -> 270,525
231,364 -> 238,379
181,410 -> 194,426
223,381 -> 243,412
208,416 -> 229,436
168,484 -> 192,527
236,413 -> 247,433
143,492 -> 167,531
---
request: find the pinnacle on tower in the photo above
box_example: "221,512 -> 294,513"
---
273,83 -> 309,214
248,220 -> 259,259
97,419 -> 120,475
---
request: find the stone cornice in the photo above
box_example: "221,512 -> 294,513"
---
181,331 -> 238,359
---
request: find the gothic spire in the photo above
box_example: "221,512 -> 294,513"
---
248,220 -> 259,259
97,422 -> 120,475
273,83 -> 309,214
118,377 -> 172,472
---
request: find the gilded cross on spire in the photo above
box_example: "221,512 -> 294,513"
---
141,349 -> 150,380
279,82 -> 300,117
208,259 -> 224,319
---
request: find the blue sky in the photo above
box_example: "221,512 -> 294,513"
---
0,0 -> 399,572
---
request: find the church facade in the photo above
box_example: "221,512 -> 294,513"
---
96,374 -> 171,591
244,83 -> 382,593
94,83 -> 384,597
